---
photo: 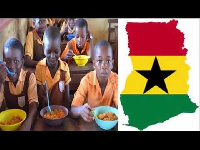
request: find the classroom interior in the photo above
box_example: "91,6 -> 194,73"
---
0,18 -> 118,102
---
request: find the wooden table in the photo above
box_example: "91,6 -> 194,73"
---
31,116 -> 118,131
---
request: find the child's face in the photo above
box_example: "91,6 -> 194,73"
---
68,18 -> 75,28
44,39 -> 61,68
34,18 -> 47,34
75,26 -> 88,49
93,46 -> 114,79
3,48 -> 24,83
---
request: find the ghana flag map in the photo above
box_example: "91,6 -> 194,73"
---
119,19 -> 199,131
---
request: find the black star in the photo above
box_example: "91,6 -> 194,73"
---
136,57 -> 175,94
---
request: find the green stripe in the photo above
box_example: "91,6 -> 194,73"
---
120,94 -> 198,130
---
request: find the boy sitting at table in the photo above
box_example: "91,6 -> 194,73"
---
24,18 -> 47,68
70,40 -> 118,122
0,38 -> 39,131
35,26 -> 71,111
60,18 -> 76,41
60,18 -> 93,63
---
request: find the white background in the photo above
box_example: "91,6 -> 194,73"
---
118,18 -> 200,131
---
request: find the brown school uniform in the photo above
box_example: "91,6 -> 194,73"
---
24,29 -> 45,61
0,69 -> 39,115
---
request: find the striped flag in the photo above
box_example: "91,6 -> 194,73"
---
120,19 -> 198,130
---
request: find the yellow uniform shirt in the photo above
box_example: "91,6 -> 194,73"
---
24,29 -> 43,59
35,58 -> 71,89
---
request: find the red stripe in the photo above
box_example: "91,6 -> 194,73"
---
126,19 -> 187,56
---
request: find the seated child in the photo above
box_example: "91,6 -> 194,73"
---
35,26 -> 71,110
55,18 -> 65,28
46,18 -> 56,27
60,18 -> 76,41
70,40 -> 118,122
24,18 -> 47,68
60,18 -> 93,62
0,38 -> 39,131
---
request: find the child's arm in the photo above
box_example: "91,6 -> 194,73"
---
0,61 -> 7,90
0,99 -> 6,113
0,62 -> 6,112
87,32 -> 93,62
18,102 -> 38,131
61,42 -> 74,61
37,84 -> 47,111
70,103 -> 94,122
88,37 -> 93,58
64,84 -> 70,110
18,72 -> 39,131
24,55 -> 39,67
69,76 -> 94,122
24,32 -> 40,67
113,75 -> 118,108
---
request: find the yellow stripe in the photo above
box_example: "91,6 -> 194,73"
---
121,56 -> 189,94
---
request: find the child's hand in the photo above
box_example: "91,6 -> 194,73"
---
80,103 -> 94,122
66,49 -> 75,60
0,61 -> 7,85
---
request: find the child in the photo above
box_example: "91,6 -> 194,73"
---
46,18 -> 56,27
60,18 -> 93,62
24,18 -> 47,68
0,38 -> 39,131
60,18 -> 76,41
35,26 -> 71,111
70,40 -> 118,122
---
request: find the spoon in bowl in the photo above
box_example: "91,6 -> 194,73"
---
92,110 -> 97,118
43,81 -> 52,115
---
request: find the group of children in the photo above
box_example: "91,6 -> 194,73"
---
0,18 -> 118,131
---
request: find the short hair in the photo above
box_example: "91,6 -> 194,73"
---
93,40 -> 113,58
43,26 -> 61,42
3,38 -> 24,57
75,18 -> 88,32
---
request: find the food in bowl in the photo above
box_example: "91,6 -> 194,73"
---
0,116 -> 22,125
0,109 -> 27,131
40,105 -> 68,126
94,106 -> 118,130
44,109 -> 66,119
97,112 -> 118,121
